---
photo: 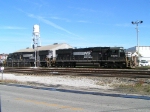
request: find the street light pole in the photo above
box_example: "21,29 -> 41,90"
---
131,20 -> 143,66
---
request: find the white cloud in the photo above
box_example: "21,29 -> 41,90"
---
28,14 -> 66,31
50,16 -> 71,22
0,26 -> 27,30
27,13 -> 80,37
0,37 -> 30,42
77,20 -> 90,23
115,23 -> 131,27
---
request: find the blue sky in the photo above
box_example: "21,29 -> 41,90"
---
1,0 -> 150,54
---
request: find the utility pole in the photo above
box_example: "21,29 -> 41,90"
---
131,20 -> 143,66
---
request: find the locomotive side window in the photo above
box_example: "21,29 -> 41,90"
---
119,49 -> 126,57
110,50 -> 119,57
112,50 -> 118,53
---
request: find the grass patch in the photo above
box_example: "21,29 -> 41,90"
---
135,66 -> 150,70
113,80 -> 150,95
0,79 -> 22,84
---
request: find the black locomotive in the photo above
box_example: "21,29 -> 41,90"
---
6,50 -> 53,67
55,47 -> 134,68
5,47 -> 134,68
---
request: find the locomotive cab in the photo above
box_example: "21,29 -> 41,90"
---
108,47 -> 126,61
102,47 -> 126,68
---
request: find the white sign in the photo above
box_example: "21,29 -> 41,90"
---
0,67 -> 4,71
1,66 -> 4,80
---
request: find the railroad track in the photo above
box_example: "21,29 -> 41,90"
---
3,67 -> 150,78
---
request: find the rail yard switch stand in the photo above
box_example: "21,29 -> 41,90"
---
0,66 -> 4,80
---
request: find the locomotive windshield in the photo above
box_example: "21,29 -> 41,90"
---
119,49 -> 126,57
7,54 -> 13,60
109,48 -> 125,58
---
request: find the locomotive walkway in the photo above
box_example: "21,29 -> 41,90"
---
3,67 -> 150,78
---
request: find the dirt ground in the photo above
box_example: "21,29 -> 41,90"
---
92,77 -> 150,95
0,73 -> 150,95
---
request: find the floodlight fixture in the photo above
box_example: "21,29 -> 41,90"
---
131,21 -> 143,25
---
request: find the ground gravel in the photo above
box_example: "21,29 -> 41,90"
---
1,73 -> 150,95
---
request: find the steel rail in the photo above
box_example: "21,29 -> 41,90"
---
3,67 -> 150,78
